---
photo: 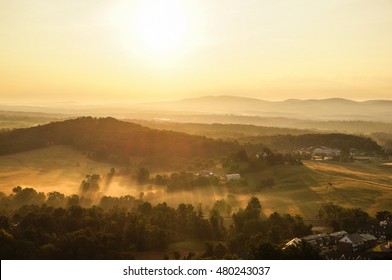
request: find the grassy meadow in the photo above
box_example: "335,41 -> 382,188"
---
249,161 -> 392,219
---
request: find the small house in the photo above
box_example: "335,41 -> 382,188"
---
225,173 -> 241,181
337,233 -> 364,253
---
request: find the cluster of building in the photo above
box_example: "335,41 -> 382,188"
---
294,146 -> 341,161
225,173 -> 241,181
285,231 -> 377,254
294,146 -> 383,162
284,218 -> 392,259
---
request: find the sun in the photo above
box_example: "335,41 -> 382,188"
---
134,0 -> 189,54
109,0 -> 203,64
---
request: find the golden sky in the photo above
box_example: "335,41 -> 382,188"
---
1,0 -> 392,104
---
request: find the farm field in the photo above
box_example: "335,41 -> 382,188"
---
250,160 -> 392,218
0,146 -> 391,219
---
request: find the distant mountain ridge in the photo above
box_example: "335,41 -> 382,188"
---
134,96 -> 392,121
2,95 -> 392,122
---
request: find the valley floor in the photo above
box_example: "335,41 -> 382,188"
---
0,146 -> 391,219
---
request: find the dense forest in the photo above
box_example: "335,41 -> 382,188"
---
1,187 -> 390,260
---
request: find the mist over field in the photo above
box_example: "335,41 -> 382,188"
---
0,144 -> 242,210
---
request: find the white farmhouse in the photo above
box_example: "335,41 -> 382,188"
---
225,173 -> 241,181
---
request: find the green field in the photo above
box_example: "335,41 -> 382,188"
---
0,146 -> 391,219
246,160 -> 392,218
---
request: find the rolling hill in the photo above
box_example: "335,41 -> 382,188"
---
0,117 -> 383,162
0,117 -> 240,163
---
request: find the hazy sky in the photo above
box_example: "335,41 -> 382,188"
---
1,0 -> 392,104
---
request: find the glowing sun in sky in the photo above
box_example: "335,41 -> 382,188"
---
134,1 -> 188,53
118,0 -> 198,59
111,0 -> 201,64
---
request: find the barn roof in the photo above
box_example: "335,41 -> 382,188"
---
339,233 -> 364,245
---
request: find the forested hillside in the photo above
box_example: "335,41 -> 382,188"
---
242,134 -> 382,153
0,117 -> 239,163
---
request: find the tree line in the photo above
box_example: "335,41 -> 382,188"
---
0,187 -> 316,259
242,133 -> 383,154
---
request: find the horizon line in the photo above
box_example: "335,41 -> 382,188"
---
2,95 -> 392,108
